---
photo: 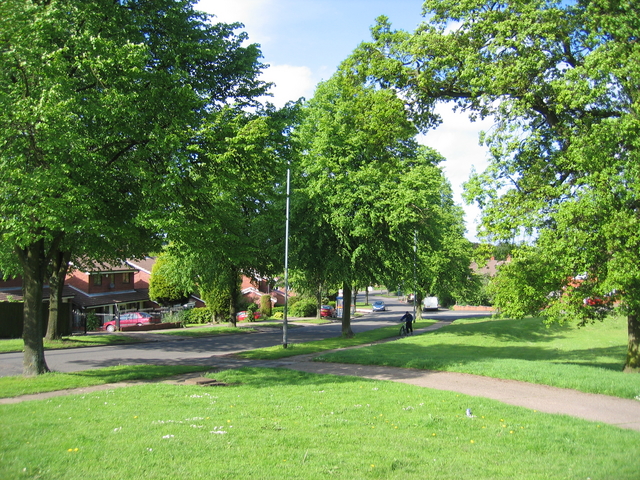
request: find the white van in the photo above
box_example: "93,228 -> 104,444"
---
423,296 -> 439,311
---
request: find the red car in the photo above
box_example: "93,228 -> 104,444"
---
236,311 -> 263,322
103,312 -> 160,332
320,305 -> 335,318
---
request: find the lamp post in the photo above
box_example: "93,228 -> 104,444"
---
282,163 -> 291,348
413,230 -> 417,319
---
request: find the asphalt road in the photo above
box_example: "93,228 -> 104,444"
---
0,294 -> 489,377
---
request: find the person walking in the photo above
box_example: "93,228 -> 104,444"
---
400,311 -> 414,334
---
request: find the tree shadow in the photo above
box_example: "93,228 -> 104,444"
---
319,342 -> 627,373
436,317 -> 571,343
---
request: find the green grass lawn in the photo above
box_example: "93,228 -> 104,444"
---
0,365 -> 212,398
317,315 -> 640,399
1,368 -> 638,480
238,320 -> 436,360
153,326 -> 257,337
0,335 -> 144,354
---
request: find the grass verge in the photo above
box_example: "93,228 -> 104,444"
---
1,367 -> 638,479
237,320 -> 435,360
153,326 -> 256,337
317,315 -> 640,399
0,335 -> 144,354
0,364 -> 211,398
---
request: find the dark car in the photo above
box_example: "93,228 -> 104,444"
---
372,301 -> 386,312
320,305 -> 335,317
103,312 -> 160,332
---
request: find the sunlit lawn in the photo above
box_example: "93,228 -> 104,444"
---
318,315 -> 640,399
2,368 -> 638,479
238,320 -> 436,360
154,326 -> 257,337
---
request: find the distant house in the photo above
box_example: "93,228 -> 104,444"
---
240,275 -> 288,306
65,260 -> 157,319
469,256 -> 510,277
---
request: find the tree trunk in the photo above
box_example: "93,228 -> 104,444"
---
17,240 -> 50,376
625,313 -> 640,372
341,282 -> 354,337
316,284 -> 322,319
228,266 -> 238,327
46,249 -> 71,341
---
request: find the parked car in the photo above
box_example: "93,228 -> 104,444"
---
320,305 -> 335,317
236,311 -> 263,321
372,301 -> 386,312
103,312 -> 160,332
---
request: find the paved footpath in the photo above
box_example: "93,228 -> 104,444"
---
3,321 -> 640,432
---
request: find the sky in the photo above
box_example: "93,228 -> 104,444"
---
196,0 -> 493,241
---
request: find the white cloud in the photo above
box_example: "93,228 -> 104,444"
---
260,65 -> 316,107
419,105 -> 494,241
195,0 -> 274,44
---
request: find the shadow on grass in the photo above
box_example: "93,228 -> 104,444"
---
318,342 -> 627,372
433,317 -> 570,343
212,367 -> 375,389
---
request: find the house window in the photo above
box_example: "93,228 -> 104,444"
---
93,274 -> 102,286
122,272 -> 131,284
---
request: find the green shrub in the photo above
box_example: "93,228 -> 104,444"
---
246,302 -> 259,322
161,310 -> 185,325
86,312 -> 100,331
272,306 -> 284,314
289,298 -> 317,317
271,311 -> 284,319
287,296 -> 301,307
183,307 -> 214,324
260,295 -> 272,317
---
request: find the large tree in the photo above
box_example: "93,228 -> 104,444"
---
351,0 -> 640,369
0,0 -> 267,374
154,103 -> 299,325
292,71 -> 467,336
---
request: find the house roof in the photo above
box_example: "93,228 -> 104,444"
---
125,257 -> 156,275
71,260 -> 138,275
470,257 -> 509,276
0,285 -> 76,303
65,285 -> 153,309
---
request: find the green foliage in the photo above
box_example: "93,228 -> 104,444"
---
182,307 -> 214,325
292,69 -> 471,335
259,295 -> 272,317
353,0 -> 640,368
85,312 -> 100,332
246,302 -> 259,322
0,0 -> 269,374
270,311 -> 284,319
149,253 -> 189,306
288,297 -> 318,318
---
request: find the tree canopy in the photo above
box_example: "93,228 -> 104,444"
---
0,0 -> 268,374
350,0 -> 640,369
292,70 -> 470,335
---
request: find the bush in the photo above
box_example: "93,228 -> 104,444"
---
260,295 -> 272,317
86,312 -> 100,331
289,298 -> 317,318
272,306 -> 284,315
161,310 -> 185,325
182,307 -> 214,325
271,311 -> 284,319
287,296 -> 301,308
246,302 -> 259,322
